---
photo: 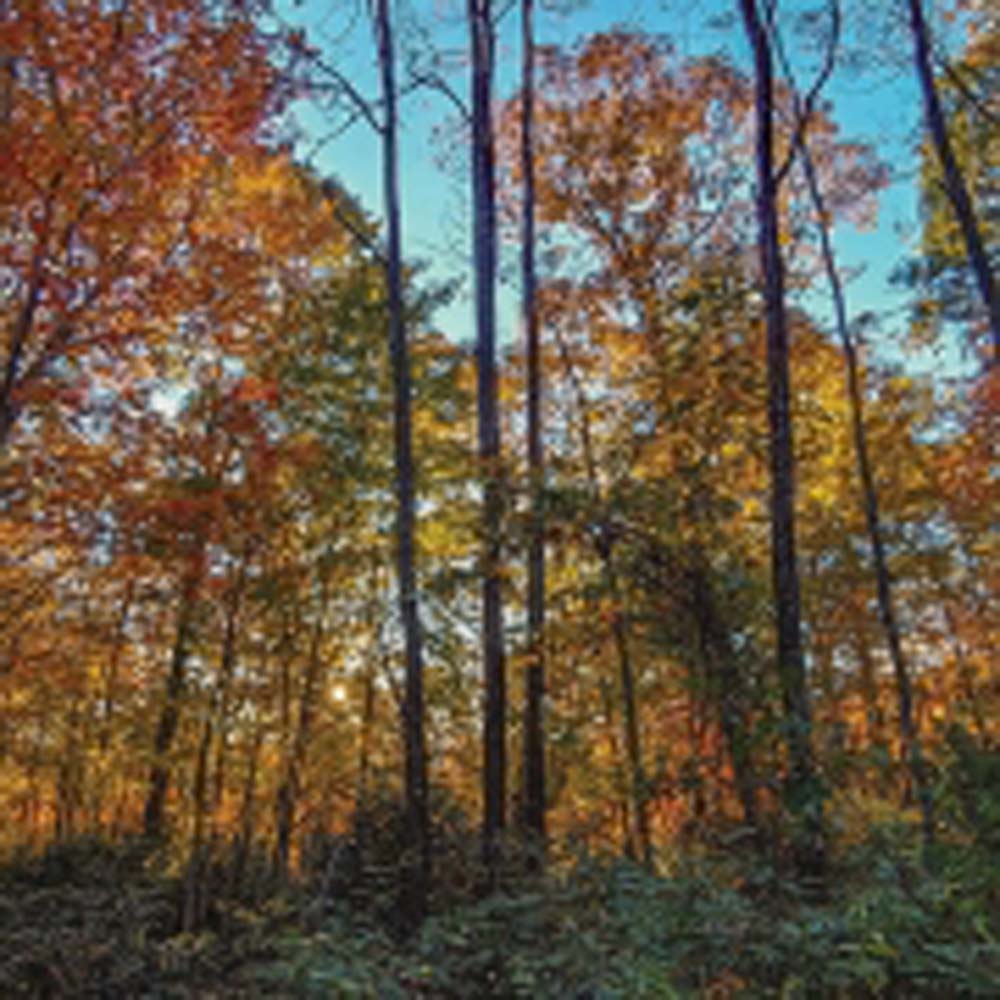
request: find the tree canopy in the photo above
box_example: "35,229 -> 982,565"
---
0,0 -> 996,995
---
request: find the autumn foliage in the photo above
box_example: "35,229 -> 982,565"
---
0,3 -> 997,995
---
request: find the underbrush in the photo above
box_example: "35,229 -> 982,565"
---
0,836 -> 293,998
2,755 -> 998,999
258,833 -> 999,998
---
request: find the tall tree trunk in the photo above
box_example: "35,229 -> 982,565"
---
906,0 -> 998,360
210,556 -> 248,833
791,110 -> 936,847
520,0 -> 546,859
469,0 -> 506,885
738,0 -> 825,886
375,0 -> 429,925
143,568 -> 200,840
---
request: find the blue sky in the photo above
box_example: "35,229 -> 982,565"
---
271,0 -> 950,369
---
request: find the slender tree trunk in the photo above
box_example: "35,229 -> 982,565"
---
375,0 -> 429,925
792,116 -> 936,847
520,0 -> 546,859
184,711 -> 212,931
186,573 -> 243,930
274,613 -> 326,879
906,0 -> 998,360
143,569 -> 200,840
738,0 -> 825,886
598,542 -> 652,867
90,583 -> 134,829
469,0 -> 506,885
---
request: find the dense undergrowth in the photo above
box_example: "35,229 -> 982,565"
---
2,740 -> 998,998
2,837 -> 996,998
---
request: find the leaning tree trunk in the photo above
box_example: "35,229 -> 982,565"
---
738,0 -> 825,888
375,0 -> 429,926
906,0 -> 998,360
520,0 -> 546,859
469,0 -> 507,887
792,116 -> 936,849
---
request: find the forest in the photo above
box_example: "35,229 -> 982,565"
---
0,0 -> 996,995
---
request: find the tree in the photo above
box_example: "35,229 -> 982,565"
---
374,0 -> 429,925
519,0 -> 546,860
468,0 -> 507,885
738,0 -> 825,885
905,0 -> 998,361
0,0 -> 276,448
897,2 -> 998,358
769,0 -> 936,850
469,0 -> 506,883
4,1 -> 999,938
497,31 -> 755,853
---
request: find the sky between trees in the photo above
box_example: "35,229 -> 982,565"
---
272,0 -> 968,377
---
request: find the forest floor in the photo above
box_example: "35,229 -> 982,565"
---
1,822 -> 998,998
